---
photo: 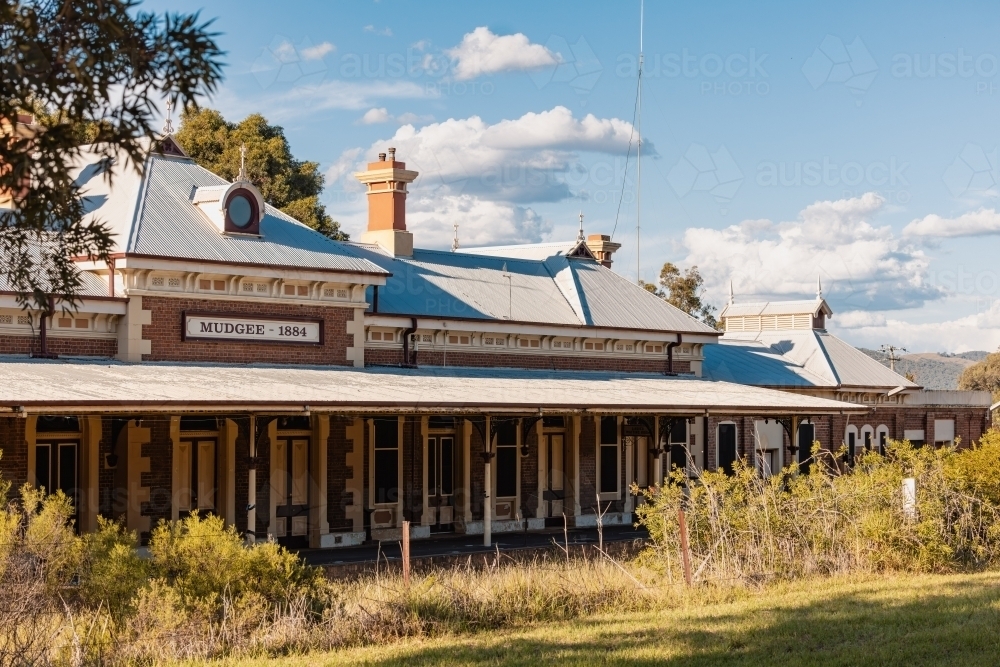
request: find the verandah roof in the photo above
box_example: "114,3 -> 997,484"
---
0,358 -> 867,416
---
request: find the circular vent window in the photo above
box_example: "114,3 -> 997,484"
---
224,187 -> 260,233
228,193 -> 253,228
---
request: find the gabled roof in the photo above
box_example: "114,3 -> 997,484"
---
720,297 -> 833,319
73,145 -> 388,276
461,238 -> 596,262
349,244 -> 718,334
713,329 -> 919,390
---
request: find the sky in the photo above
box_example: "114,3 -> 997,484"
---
145,0 -> 1000,353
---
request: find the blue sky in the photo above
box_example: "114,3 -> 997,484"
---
147,0 -> 1000,352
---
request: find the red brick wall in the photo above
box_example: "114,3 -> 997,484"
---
365,347 -> 692,374
141,296 -> 355,365
0,417 -> 27,501
327,416 -> 353,532
0,335 -> 116,357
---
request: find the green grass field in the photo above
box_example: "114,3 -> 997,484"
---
198,571 -> 1000,666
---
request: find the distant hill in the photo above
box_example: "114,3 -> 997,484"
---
859,349 -> 989,389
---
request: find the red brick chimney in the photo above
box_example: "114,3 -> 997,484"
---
354,147 -> 419,256
586,234 -> 622,268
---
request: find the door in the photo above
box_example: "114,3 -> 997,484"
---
427,435 -> 455,532
543,433 -> 565,520
797,424 -> 815,473
274,437 -> 309,548
718,424 -> 737,475
178,438 -> 216,516
36,440 -> 79,520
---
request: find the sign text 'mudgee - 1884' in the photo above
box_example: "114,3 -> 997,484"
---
182,313 -> 322,344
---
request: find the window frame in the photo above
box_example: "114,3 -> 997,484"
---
596,416 -> 620,501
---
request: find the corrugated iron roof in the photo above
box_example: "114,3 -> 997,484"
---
349,244 -> 717,333
72,147 -> 387,275
702,339 -> 830,387
720,298 -> 831,318
0,357 -> 865,414
717,329 -> 919,390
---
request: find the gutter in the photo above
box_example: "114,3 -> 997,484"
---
665,333 -> 682,375
401,317 -> 418,368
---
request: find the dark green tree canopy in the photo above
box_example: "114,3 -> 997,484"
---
641,262 -> 719,328
958,352 -> 1000,404
1,0 -> 223,311
176,108 -> 346,241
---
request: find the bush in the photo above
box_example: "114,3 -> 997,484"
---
634,431 -> 1000,584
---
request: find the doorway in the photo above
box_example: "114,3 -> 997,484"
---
427,434 -> 455,532
178,438 -> 217,516
273,436 -> 309,548
36,440 -> 79,514
542,432 -> 565,522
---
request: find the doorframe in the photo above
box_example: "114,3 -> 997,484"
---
490,419 -> 521,522
367,415 -> 404,528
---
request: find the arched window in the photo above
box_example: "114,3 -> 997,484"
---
717,422 -> 738,475
875,425 -> 890,455
860,425 -> 875,454
844,425 -> 859,464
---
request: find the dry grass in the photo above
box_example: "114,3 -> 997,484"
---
183,571 -> 1000,666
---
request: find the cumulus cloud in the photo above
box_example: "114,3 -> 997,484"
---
407,194 -> 550,247
833,302 -> 1000,354
446,27 -> 560,80
903,208 -> 1000,238
331,106 -> 639,204
230,79 -> 437,120
357,108 -> 435,125
836,310 -> 888,328
364,25 -> 393,37
682,193 -> 942,311
299,41 -> 335,60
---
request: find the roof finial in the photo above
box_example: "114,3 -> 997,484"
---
451,223 -> 460,252
238,143 -> 247,181
577,210 -> 585,242
162,98 -> 174,135
728,279 -> 735,305
816,274 -> 823,299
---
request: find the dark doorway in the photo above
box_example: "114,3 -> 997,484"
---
275,436 -> 309,548
718,424 -> 737,475
798,423 -> 815,473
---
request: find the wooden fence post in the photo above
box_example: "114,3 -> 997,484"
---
402,520 -> 411,586
678,508 -> 693,587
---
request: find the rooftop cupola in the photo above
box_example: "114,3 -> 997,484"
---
354,147 -> 419,257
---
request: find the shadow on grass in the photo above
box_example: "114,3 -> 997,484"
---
345,575 -> 1000,667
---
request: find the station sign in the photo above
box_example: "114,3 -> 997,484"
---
182,313 -> 323,344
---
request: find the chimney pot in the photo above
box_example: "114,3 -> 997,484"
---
378,152 -> 386,162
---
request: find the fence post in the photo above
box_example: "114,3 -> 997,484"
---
678,508 -> 693,587
402,519 -> 411,586
902,477 -> 917,520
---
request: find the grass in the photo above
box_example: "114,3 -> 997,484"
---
186,571 -> 1000,666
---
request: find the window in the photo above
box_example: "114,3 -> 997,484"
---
552,340 -> 572,349
447,334 -> 470,345
904,429 -> 925,447
35,441 -> 78,501
669,420 -> 687,474
845,426 -> 858,462
242,282 -> 255,292
255,282 -> 267,292
428,435 -> 455,497
718,423 -> 737,475
861,426 -> 874,452
614,343 -> 634,352
599,416 -> 619,495
495,420 -> 518,498
373,418 -> 399,505
934,419 -> 955,447
152,276 -> 164,287
421,334 -> 433,343
518,338 -> 539,348
876,425 -> 890,455
199,279 -> 226,291
645,343 -> 664,353
17,315 -> 31,325
584,341 -> 604,351
0,315 -> 11,325
168,277 -> 181,288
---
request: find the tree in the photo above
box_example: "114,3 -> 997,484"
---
1,0 -> 223,312
642,262 -> 718,328
175,108 -> 347,240
959,352 -> 1000,401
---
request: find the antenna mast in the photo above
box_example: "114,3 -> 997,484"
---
636,0 -> 644,285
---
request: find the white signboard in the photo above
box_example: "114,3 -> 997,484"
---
183,313 -> 322,344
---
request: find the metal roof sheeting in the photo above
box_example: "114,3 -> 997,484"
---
720,298 -> 830,318
351,245 -> 717,333
71,148 -> 387,275
717,329 -> 919,390
702,340 -> 829,387
0,358 -> 863,413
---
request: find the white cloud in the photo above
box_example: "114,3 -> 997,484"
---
357,108 -> 435,125
219,79 -> 438,120
903,208 -> 1000,238
330,106 -> 638,204
299,41 -> 335,60
833,303 -> 1000,354
836,310 -> 887,328
446,27 -> 560,80
408,194 -> 550,247
360,107 -> 391,124
364,25 -> 393,37
682,192 -> 942,311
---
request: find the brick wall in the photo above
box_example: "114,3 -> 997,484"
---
141,295 -> 355,365
327,416 -> 352,532
0,335 -> 116,357
0,417 -> 27,501
366,347 -> 691,374
520,427 -> 539,519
